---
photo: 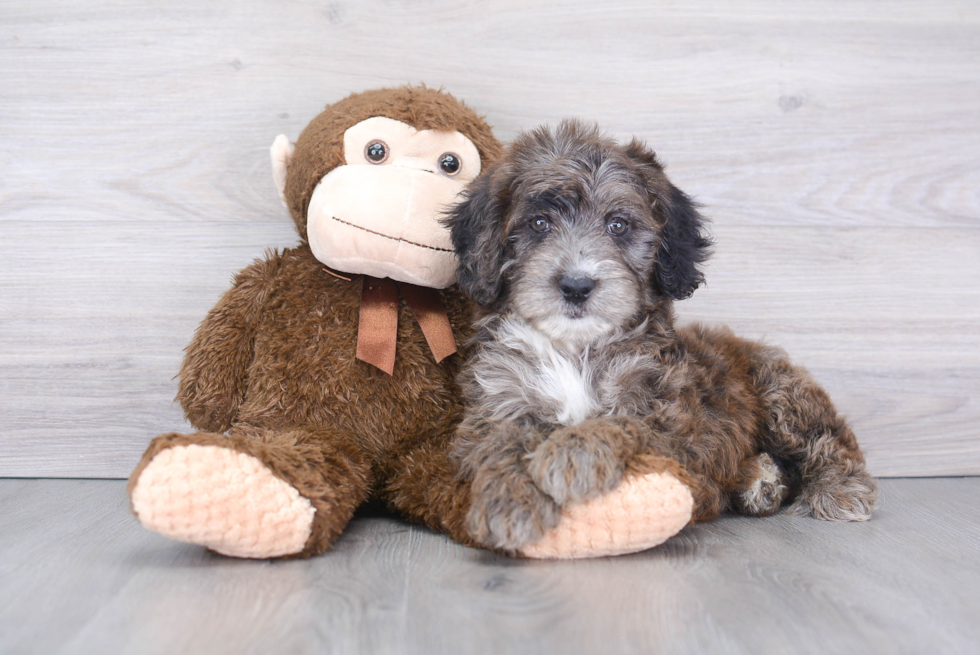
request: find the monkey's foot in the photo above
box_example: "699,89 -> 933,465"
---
130,443 -> 315,558
519,471 -> 694,559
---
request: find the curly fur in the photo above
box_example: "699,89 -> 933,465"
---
446,120 -> 878,553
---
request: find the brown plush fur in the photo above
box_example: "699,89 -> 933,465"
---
129,86 -> 499,556
445,120 -> 878,553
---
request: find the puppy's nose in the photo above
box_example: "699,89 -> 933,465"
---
559,275 -> 595,304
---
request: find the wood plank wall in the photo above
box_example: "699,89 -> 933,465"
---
1,0 -> 978,477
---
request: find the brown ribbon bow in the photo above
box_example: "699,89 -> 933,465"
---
355,276 -> 457,375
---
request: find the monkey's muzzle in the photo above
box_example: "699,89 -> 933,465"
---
306,164 -> 463,288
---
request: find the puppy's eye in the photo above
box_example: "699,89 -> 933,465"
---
438,152 -> 462,176
365,140 -> 388,164
530,216 -> 551,233
607,217 -> 629,236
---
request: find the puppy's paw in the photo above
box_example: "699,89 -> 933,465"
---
733,452 -> 789,517
793,468 -> 878,522
526,422 -> 626,506
465,468 -> 561,552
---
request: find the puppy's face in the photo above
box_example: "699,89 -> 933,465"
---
503,143 -> 662,345
447,120 -> 710,346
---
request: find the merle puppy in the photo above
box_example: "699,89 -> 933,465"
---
445,119 -> 878,553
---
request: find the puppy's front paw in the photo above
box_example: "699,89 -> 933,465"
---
526,422 -> 626,506
466,468 -> 561,552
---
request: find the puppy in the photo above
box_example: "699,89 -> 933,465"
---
445,120 -> 878,553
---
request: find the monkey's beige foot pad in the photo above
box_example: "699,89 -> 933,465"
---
130,444 -> 315,559
520,471 -> 694,559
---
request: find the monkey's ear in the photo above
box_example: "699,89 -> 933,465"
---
270,134 -> 295,207
444,165 -> 510,305
654,183 -> 712,300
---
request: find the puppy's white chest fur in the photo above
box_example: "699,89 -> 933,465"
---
476,316 -> 601,426
525,341 -> 597,426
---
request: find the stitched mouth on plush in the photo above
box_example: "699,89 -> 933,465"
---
325,215 -> 453,254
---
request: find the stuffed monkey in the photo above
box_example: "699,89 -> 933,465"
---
128,86 -> 692,559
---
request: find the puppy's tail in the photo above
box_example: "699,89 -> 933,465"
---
753,346 -> 879,522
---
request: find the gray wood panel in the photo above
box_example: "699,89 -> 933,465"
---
1,0 -> 978,477
1,478 -> 978,654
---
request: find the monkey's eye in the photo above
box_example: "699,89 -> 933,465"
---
607,217 -> 629,236
530,216 -> 551,233
364,140 -> 389,164
439,152 -> 461,176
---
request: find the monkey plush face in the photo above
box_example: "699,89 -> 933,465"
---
307,116 -> 480,287
271,86 -> 500,289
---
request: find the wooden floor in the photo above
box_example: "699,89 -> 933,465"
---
1,478 -> 978,654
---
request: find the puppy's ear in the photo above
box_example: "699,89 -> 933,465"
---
655,183 -> 712,300
625,139 -> 712,300
444,164 -> 510,305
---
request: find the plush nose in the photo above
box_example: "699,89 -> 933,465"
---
558,275 -> 595,304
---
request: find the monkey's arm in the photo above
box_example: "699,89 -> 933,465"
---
177,252 -> 282,433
